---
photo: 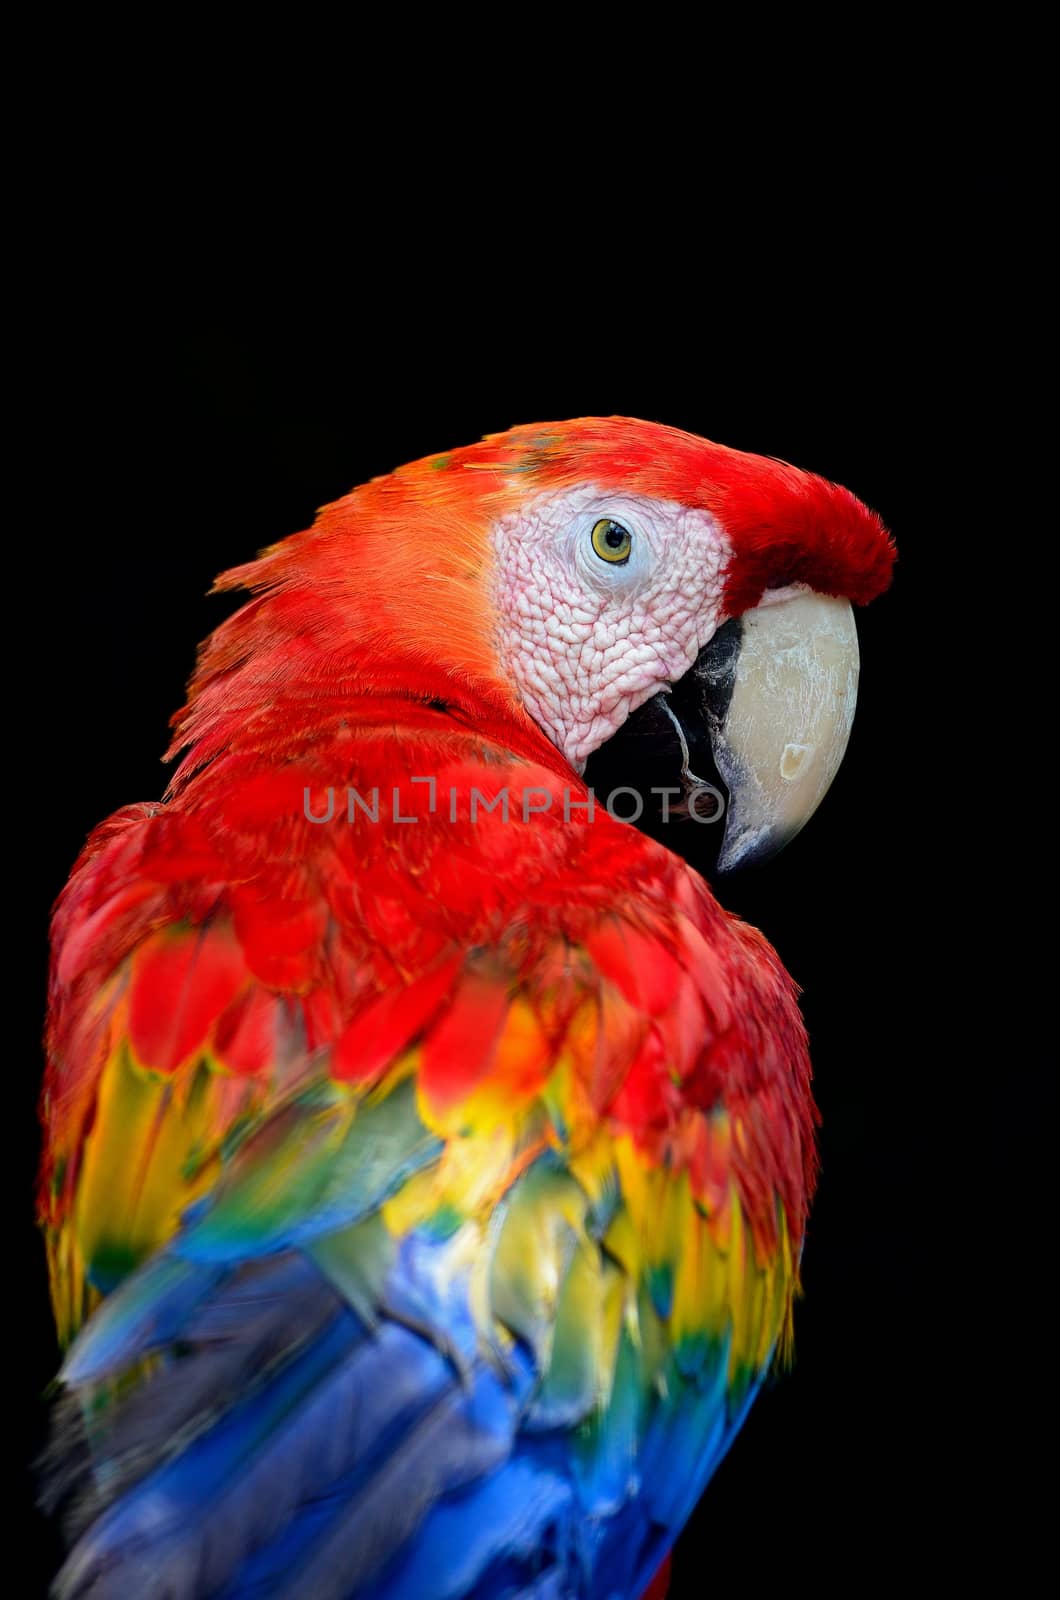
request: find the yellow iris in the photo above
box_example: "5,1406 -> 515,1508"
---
590,518 -> 633,563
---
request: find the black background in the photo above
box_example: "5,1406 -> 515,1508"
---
19,171 -> 1018,1594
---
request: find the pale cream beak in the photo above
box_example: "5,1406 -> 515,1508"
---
708,590 -> 860,871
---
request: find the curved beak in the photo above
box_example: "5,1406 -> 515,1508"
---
702,590 -> 860,871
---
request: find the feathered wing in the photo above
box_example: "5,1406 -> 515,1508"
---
42,783 -> 811,1600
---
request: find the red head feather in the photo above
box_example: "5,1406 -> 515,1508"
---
169,418 -> 893,786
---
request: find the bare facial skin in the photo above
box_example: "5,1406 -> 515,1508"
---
491,486 -> 730,769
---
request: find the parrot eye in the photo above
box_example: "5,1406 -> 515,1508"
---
590,518 -> 633,564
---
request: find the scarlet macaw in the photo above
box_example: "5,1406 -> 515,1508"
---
40,418 -> 893,1599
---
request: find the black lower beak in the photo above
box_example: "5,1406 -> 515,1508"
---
582,621 -> 742,879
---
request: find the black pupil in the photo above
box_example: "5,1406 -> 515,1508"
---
604,522 -> 626,548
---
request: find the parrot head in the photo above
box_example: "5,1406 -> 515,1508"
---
183,417 -> 894,870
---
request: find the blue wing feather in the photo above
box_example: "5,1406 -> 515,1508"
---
53,1145 -> 767,1600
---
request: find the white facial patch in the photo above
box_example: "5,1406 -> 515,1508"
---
490,485 -> 731,769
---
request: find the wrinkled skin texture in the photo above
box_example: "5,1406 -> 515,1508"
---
491,487 -> 729,766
